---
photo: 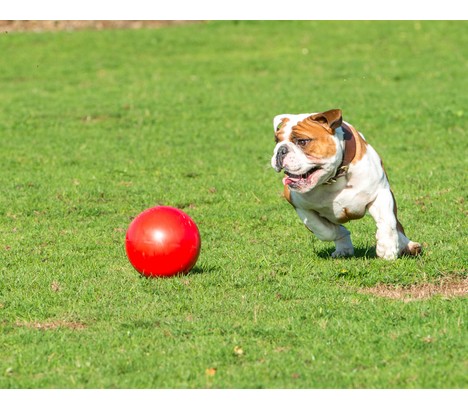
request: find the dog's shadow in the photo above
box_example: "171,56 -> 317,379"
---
317,246 -> 377,259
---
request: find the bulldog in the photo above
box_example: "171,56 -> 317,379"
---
271,109 -> 421,260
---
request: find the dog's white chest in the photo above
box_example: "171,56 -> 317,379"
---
291,180 -> 370,224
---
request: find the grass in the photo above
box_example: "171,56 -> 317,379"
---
0,21 -> 467,388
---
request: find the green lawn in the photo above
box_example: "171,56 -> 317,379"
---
0,21 -> 466,388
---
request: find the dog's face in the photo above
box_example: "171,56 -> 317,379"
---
271,109 -> 345,193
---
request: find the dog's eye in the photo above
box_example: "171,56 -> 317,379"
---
296,139 -> 310,147
276,122 -> 284,132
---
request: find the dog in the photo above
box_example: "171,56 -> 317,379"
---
271,109 -> 421,260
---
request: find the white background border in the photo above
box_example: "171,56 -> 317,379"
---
2,1 -> 466,20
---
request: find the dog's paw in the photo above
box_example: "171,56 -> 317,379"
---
332,234 -> 354,258
400,241 -> 422,256
375,241 -> 399,261
376,243 -> 399,260
331,247 -> 354,258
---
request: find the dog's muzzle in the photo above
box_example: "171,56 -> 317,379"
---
275,145 -> 289,171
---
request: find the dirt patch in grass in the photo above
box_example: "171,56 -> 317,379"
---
359,275 -> 468,301
16,320 -> 87,330
0,20 -> 201,33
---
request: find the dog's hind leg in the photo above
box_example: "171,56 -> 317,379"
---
295,208 -> 354,258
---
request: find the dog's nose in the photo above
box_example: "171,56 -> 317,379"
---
275,145 -> 289,170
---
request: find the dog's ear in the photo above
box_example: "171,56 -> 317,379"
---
273,115 -> 291,132
308,109 -> 342,132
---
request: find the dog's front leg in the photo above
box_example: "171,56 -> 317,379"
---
295,208 -> 354,257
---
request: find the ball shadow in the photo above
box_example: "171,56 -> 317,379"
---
187,264 -> 217,276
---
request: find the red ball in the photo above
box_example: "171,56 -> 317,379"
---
125,206 -> 201,277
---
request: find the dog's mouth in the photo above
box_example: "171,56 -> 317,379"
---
283,166 -> 324,190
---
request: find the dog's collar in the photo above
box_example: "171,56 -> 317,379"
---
324,123 -> 357,185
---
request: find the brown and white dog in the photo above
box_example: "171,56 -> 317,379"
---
271,109 -> 421,260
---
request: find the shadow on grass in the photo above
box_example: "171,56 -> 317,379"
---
188,264 -> 217,276
135,264 -> 216,281
317,246 -> 377,259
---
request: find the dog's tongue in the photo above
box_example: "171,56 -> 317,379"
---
283,175 -> 299,186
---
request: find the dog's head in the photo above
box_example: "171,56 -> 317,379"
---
271,109 -> 345,193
